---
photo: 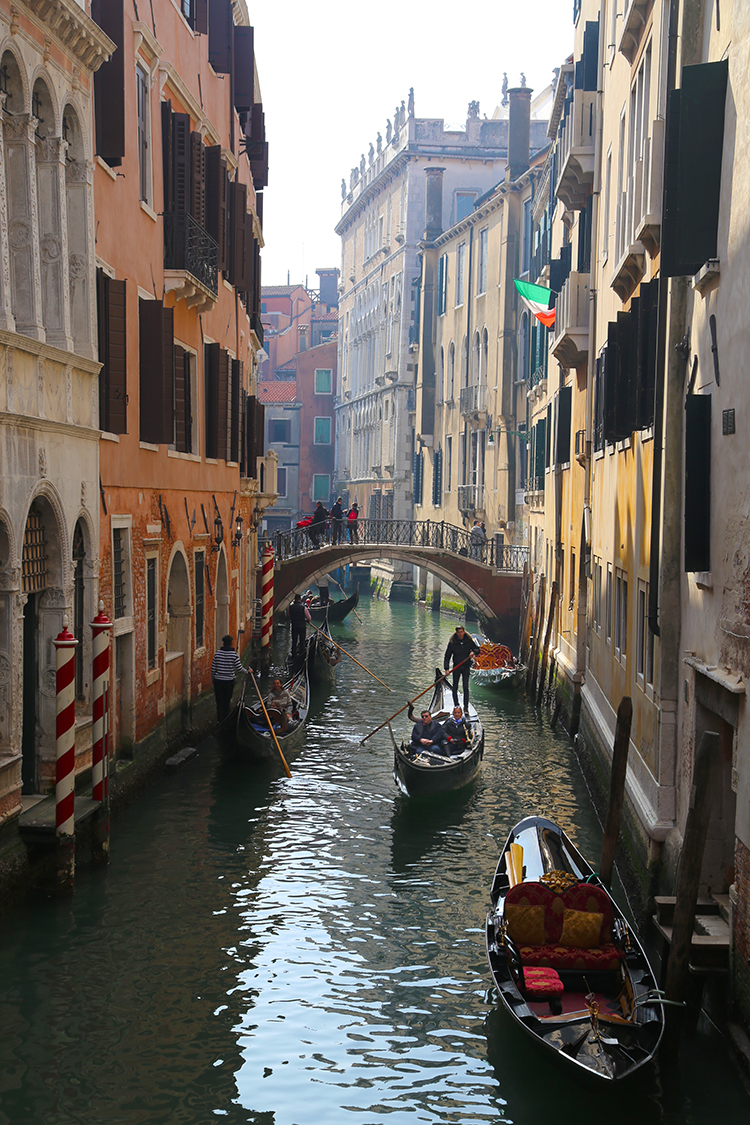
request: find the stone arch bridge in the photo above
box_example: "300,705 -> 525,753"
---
268,519 -> 528,643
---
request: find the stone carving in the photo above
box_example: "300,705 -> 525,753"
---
502,74 -> 508,107
408,88 -> 414,117
0,652 -> 10,686
39,446 -> 47,476
9,218 -> 31,248
359,153 -> 365,175
37,356 -> 45,417
81,479 -> 87,506
386,119 -> 392,143
67,365 -> 73,423
376,132 -> 382,154
368,143 -> 374,165
468,100 -> 480,119
41,235 -> 60,262
36,136 -> 66,164
4,114 -> 33,142
520,73 -> 526,87
69,253 -> 86,279
10,6 -> 19,35
350,167 -> 358,189
41,667 -> 57,698
41,587 -> 66,607
341,178 -> 346,200
66,160 -> 90,183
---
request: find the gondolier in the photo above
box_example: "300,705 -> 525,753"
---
289,593 -> 312,657
443,625 -> 481,709
211,634 -> 245,722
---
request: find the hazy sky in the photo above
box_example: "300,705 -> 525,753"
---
250,1 -> 575,288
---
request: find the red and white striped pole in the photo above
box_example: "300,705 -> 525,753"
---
91,602 -> 112,803
53,616 -> 78,891
260,544 -> 274,657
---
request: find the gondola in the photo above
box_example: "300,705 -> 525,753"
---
485,815 -> 665,1082
308,585 -> 359,622
393,669 -> 484,798
470,635 -> 526,690
219,659 -> 310,764
307,616 -> 342,683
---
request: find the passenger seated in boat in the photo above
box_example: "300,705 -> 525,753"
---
443,706 -> 472,751
410,709 -> 447,754
267,678 -> 295,732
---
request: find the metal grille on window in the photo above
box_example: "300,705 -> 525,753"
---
113,528 -> 126,618
73,521 -> 86,698
195,551 -> 205,648
22,508 -> 47,593
147,558 -> 157,669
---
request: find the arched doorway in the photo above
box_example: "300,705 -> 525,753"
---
166,551 -> 191,720
215,550 -> 229,645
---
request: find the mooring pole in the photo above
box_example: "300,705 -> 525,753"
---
526,574 -> 545,694
53,617 -> 78,894
661,730 -> 721,1059
535,581 -> 558,708
260,543 -> 274,671
91,601 -> 113,864
599,696 -> 633,888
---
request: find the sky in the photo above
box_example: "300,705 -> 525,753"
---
250,0 -> 576,288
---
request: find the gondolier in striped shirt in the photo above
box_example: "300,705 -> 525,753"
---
211,634 -> 245,722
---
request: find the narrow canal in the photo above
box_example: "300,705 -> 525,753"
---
1,598 -> 747,1125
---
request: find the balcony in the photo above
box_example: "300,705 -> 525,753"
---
251,311 -> 264,346
610,122 -> 664,299
457,484 -> 485,513
555,89 -> 597,211
164,211 -> 219,312
619,0 -> 656,65
551,271 -> 589,368
459,383 -> 487,421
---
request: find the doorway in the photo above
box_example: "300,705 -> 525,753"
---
22,594 -> 38,793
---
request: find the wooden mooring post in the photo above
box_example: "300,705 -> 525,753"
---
599,697 -> 633,889
526,575 -> 545,695
535,582 -> 558,708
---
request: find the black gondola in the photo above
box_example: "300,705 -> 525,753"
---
393,670 -> 484,798
485,815 -> 665,1082
308,585 -> 359,622
307,617 -> 342,683
219,660 -> 310,764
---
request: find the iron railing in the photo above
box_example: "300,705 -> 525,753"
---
459,384 -> 487,416
457,484 -> 485,512
164,210 -> 219,296
272,518 -> 528,573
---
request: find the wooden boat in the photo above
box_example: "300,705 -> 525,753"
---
220,661 -> 310,764
307,617 -> 342,683
393,669 -> 484,798
485,815 -> 665,1081
470,636 -> 526,690
308,585 -> 359,622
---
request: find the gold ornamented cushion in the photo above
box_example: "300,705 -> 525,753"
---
559,908 -> 603,949
505,904 -> 546,946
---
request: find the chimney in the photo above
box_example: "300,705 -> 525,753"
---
316,267 -> 340,308
423,167 -> 445,242
298,324 -> 308,352
507,86 -> 532,181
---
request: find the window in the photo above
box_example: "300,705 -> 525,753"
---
139,298 -> 174,445
684,395 -> 711,572
314,416 -> 332,444
96,269 -> 127,435
146,556 -> 157,670
456,192 -> 476,222
478,227 -> 488,294
269,418 -> 290,444
437,347 -> 444,404
448,342 -> 455,399
195,550 -> 205,649
637,582 -> 646,681
615,569 -> 627,657
556,385 -> 572,465
276,466 -> 287,497
605,564 -> 613,644
445,435 -> 452,492
136,63 -> 150,204
312,474 -> 330,502
113,527 -> 127,618
437,253 -> 447,315
593,558 -> 602,633
602,148 -> 612,264
455,243 -> 466,306
432,447 -> 443,506
315,368 -> 332,394
413,449 -> 424,506
175,347 -> 196,454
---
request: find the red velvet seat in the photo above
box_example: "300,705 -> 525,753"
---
522,965 -> 564,996
504,879 -> 621,972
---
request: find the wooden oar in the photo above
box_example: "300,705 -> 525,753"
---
309,621 -> 391,691
247,667 -> 292,778
359,656 -> 473,745
327,573 -> 363,623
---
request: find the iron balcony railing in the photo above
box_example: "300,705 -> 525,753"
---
459,384 -> 487,416
164,210 -> 219,296
457,483 -> 485,512
272,518 -> 528,573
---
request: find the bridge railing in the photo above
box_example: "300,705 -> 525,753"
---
272,519 -> 529,573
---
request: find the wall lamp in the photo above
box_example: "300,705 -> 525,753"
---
234,513 -> 244,546
212,513 -> 224,552
251,504 -> 263,530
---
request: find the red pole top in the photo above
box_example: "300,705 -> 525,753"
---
92,599 -> 113,629
53,615 -> 78,647
263,544 -> 275,557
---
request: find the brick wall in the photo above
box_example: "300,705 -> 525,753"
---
734,837 -> 750,1027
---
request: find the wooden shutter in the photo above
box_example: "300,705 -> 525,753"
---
245,394 -> 256,475
161,101 -> 174,213
204,342 -> 219,458
205,146 -> 227,268
636,279 -> 658,430
208,0 -> 233,74
217,347 -> 229,459
662,60 -> 728,277
234,25 -> 255,113
556,386 -> 572,465
173,113 -> 191,215
230,359 -> 241,463
535,418 -> 546,482
604,321 -> 618,444
253,239 -> 262,322
195,0 -> 208,35
684,394 -> 711,572
139,299 -> 172,445
239,387 -> 247,475
175,345 -> 186,452
230,181 -> 249,291
92,0 -> 125,165
97,270 -> 128,435
190,131 -> 205,228
614,309 -> 632,441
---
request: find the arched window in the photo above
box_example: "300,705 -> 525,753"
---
518,311 -> 530,383
461,335 -> 469,388
472,330 -> 481,385
63,104 -> 94,357
34,77 -> 71,349
482,328 -> 489,384
437,346 -> 444,404
449,341 -> 455,400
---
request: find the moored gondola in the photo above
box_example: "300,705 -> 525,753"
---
307,616 -> 342,683
220,659 -> 310,764
308,585 -> 359,622
393,670 -> 484,798
470,635 -> 526,690
485,815 -> 665,1081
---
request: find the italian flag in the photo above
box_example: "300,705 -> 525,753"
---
514,279 -> 556,328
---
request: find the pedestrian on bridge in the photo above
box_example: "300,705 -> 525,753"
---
470,520 -> 487,560
443,625 -> 481,710
309,500 -> 329,548
347,502 -> 359,543
331,497 -> 345,544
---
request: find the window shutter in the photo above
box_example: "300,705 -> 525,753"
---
239,387 -> 247,475
662,60 -> 728,277
217,347 -> 229,459
684,394 -> 711,572
614,309 -> 632,441
636,279 -> 658,430
230,359 -> 241,462
195,0 -> 208,35
208,0 -> 233,74
205,342 -> 219,458
190,132 -> 205,228
234,25 -> 254,113
556,385 -> 572,465
92,0 -> 125,165
432,447 -> 442,505
139,299 -> 172,445
230,181 -> 249,291
173,113 -> 191,215
97,269 -> 128,435
161,101 -> 174,213
604,321 -> 618,444
205,146 -> 228,270
175,345 -> 186,452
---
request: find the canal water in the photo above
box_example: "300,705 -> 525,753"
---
1,597 -> 748,1125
